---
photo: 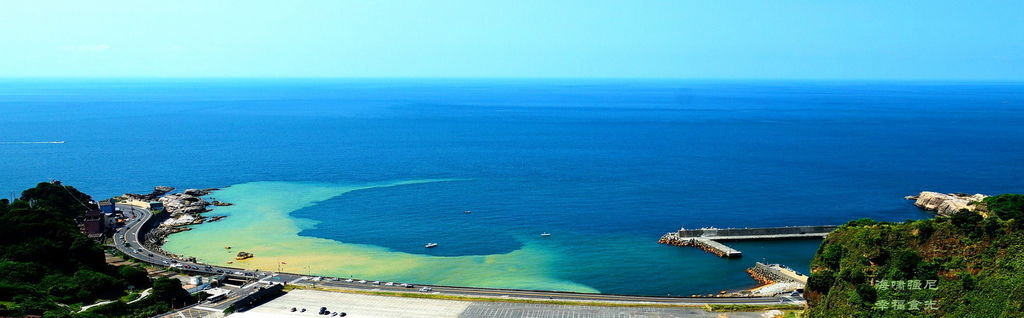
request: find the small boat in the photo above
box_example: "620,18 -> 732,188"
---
540,232 -> 551,237
424,243 -> 438,248
464,210 -> 472,214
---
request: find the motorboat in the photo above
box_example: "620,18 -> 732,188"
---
425,243 -> 438,248
540,232 -> 551,237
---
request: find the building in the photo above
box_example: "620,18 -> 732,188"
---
204,288 -> 232,302
97,199 -> 117,214
80,209 -> 105,239
121,197 -> 164,212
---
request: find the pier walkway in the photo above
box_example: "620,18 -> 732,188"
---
659,225 -> 838,258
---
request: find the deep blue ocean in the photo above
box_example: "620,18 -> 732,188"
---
2,79 -> 1023,295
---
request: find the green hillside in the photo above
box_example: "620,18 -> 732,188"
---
0,182 -> 194,317
805,194 -> 1024,317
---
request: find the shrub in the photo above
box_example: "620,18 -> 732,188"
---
985,194 -> 1024,222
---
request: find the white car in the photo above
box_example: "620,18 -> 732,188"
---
357,280 -> 367,284
384,282 -> 394,286
420,287 -> 432,292
371,281 -> 381,285
344,279 -> 354,282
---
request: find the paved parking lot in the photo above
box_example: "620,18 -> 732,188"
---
229,290 -> 469,318
228,290 -> 772,318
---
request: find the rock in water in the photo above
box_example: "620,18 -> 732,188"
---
183,188 -> 211,196
909,191 -> 988,216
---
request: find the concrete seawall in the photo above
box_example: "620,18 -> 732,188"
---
675,225 -> 839,240
659,225 -> 838,258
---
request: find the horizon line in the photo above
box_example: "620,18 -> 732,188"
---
0,76 -> 1022,83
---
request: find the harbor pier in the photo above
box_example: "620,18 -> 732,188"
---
658,225 -> 838,258
746,262 -> 808,285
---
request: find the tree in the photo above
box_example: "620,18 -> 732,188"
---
0,182 -> 131,315
19,181 -> 93,218
951,209 -> 984,238
151,277 -> 195,309
119,265 -> 151,288
807,270 -> 835,294
985,194 -> 1024,222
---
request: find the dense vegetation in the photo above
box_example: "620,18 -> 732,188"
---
0,182 -> 195,317
804,194 -> 1024,317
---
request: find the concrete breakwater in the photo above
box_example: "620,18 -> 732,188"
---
659,225 -> 838,258
746,262 -> 807,285
658,236 -> 742,257
740,262 -> 808,297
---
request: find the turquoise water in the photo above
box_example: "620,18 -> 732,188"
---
2,79 -> 1023,295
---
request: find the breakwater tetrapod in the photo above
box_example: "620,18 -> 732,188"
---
658,225 -> 839,258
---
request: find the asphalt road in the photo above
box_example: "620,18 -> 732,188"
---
112,204 -> 798,306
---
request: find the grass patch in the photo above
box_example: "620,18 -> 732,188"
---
120,291 -> 141,303
704,303 -> 804,312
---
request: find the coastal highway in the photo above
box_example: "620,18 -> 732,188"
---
113,205 -> 270,278
112,204 -> 797,306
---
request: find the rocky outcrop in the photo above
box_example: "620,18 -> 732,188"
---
122,186 -> 175,201
159,192 -> 210,215
183,188 -> 216,196
160,214 -> 206,227
906,191 -> 988,216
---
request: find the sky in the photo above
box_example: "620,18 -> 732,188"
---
1,0 -> 1022,80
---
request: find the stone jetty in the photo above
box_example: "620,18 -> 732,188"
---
659,235 -> 742,257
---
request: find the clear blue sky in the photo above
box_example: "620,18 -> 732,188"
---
2,0 -> 1022,80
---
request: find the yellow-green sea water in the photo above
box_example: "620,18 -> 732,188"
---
161,180 -> 600,293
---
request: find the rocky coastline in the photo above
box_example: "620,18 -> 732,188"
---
118,186 -> 233,261
906,191 -> 988,216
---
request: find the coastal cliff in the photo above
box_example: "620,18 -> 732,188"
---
906,191 -> 988,216
805,193 -> 1024,317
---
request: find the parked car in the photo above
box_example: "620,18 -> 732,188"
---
420,287 -> 432,292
